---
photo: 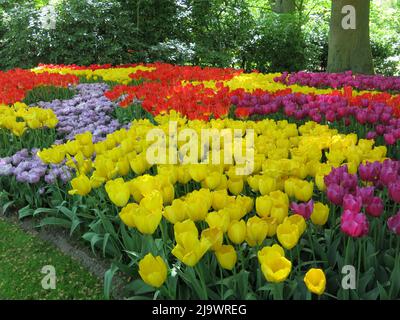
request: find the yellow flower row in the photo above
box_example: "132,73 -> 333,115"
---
38,112 -> 387,191
31,65 -> 155,85
0,102 -> 58,136
193,72 -> 384,96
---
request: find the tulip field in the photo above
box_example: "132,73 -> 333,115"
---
1,63 -> 400,300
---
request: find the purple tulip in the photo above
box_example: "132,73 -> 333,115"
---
327,184 -> 345,206
343,194 -> 363,213
290,200 -> 314,220
355,186 -> 375,205
388,182 -> 400,203
341,210 -> 369,238
387,211 -> 400,235
365,197 -> 384,217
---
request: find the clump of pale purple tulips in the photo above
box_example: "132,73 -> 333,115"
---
0,149 -> 72,184
0,83 -> 123,185
37,83 -> 121,143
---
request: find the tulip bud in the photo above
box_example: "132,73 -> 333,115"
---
310,202 -> 329,226
138,253 -> 168,288
227,220 -> 246,244
215,245 -> 237,270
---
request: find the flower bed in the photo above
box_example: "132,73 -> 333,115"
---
0,63 -> 399,300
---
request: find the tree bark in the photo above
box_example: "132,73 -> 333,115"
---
327,0 -> 374,74
270,0 -> 295,13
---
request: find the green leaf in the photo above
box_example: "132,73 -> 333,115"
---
70,218 -> 81,235
1,200 -> 14,215
33,207 -> 57,217
327,237 -> 341,267
37,217 -> 72,229
358,267 -> 375,295
125,279 -> 156,295
103,233 -> 111,257
18,206 -> 34,219
377,282 -> 389,300
104,263 -> 119,300
388,259 -> 400,298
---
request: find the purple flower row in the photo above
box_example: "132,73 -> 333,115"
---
231,92 -> 400,145
274,71 -> 400,92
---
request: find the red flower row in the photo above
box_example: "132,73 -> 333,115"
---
0,69 -> 79,104
129,62 -> 242,83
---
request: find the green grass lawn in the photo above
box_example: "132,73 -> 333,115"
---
0,218 -> 104,299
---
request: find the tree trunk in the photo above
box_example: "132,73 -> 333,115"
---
327,0 -> 374,74
270,0 -> 295,13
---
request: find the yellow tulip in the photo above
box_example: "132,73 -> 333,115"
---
68,174 -> 92,196
206,210 -> 230,232
284,178 -> 297,198
140,190 -> 163,213
188,164 -> 208,182
270,190 -> 289,208
204,171 -> 222,190
130,154 -> 148,175
277,221 -> 300,250
171,237 -> 211,267
284,214 -> 306,235
260,254 -> 292,283
177,166 -> 191,184
294,180 -> 314,202
311,202 -> 329,226
227,178 -> 244,195
222,203 -> 246,221
160,181 -> 175,205
201,227 -> 223,251
131,206 -> 162,235
258,176 -> 277,195
174,219 -> 199,246
138,253 -> 168,288
246,216 -> 269,247
75,131 -> 93,145
227,220 -> 246,244
264,217 -> 278,237
116,157 -> 130,176
186,197 -> 209,221
270,205 -> 289,224
215,245 -> 237,270
258,244 -> 285,264
212,189 -> 231,211
119,203 -> 138,228
236,195 -> 254,214
315,174 -> 326,191
163,199 -> 188,224
37,146 -> 66,164
304,268 -> 326,295
256,195 -> 273,218
247,175 -> 260,192
105,178 -> 131,207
